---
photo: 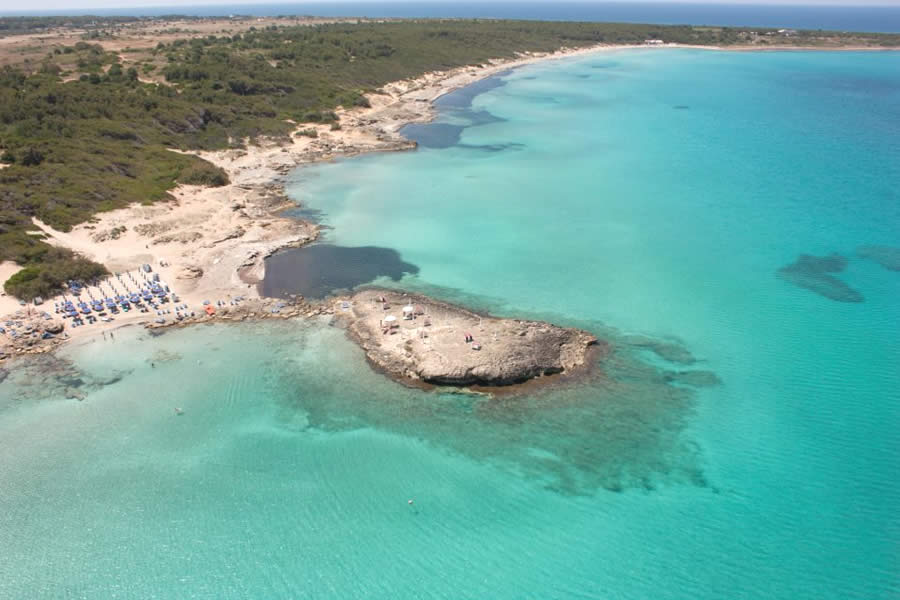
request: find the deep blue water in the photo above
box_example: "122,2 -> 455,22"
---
5,2 -> 900,34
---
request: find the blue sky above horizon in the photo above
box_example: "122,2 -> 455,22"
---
2,0 -> 898,14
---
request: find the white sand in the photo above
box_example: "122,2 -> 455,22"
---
0,261 -> 24,316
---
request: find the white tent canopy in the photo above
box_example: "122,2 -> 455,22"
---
383,315 -> 398,322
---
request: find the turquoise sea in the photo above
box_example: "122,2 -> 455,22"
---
2,50 -> 899,598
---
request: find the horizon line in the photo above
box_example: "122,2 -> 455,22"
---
4,0 -> 900,16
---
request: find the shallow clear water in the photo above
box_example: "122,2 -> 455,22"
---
3,50 -> 900,598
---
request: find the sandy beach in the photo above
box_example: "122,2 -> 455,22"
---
0,261 -> 23,316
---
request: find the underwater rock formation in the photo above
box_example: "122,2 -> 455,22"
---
622,335 -> 696,364
776,253 -> 864,303
1,353 -> 129,402
663,370 -> 721,387
857,245 -> 900,272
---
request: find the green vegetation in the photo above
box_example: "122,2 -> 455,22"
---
1,18 -> 898,299
178,162 -> 229,186
0,15 -> 139,38
4,247 -> 107,301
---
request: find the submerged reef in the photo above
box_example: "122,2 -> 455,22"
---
857,245 -> 900,272
0,353 -> 128,402
664,370 -> 721,387
621,334 -> 697,364
278,314 -> 719,496
776,253 -> 864,303
3,305 -> 721,497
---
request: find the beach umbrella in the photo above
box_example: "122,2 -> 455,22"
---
384,315 -> 397,323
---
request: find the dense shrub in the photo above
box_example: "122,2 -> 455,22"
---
177,161 -> 229,186
20,147 -> 44,166
3,249 -> 107,300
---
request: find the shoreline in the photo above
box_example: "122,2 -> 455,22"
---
0,41 -> 633,357
2,41 -> 896,360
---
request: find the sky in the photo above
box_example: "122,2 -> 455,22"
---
2,0 -> 898,15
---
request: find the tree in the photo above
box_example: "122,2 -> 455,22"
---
20,147 -> 44,166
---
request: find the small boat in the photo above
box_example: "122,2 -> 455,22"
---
174,408 -> 184,415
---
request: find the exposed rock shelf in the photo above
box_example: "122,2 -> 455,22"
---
340,289 -> 598,387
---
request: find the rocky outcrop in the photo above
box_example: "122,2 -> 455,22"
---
341,290 -> 598,387
152,231 -> 203,245
44,321 -> 64,335
176,264 -> 204,280
210,226 -> 246,246
0,312 -> 67,359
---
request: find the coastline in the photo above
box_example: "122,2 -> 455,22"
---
3,26 -> 899,600
0,42 -> 632,357
1,40 -> 896,359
